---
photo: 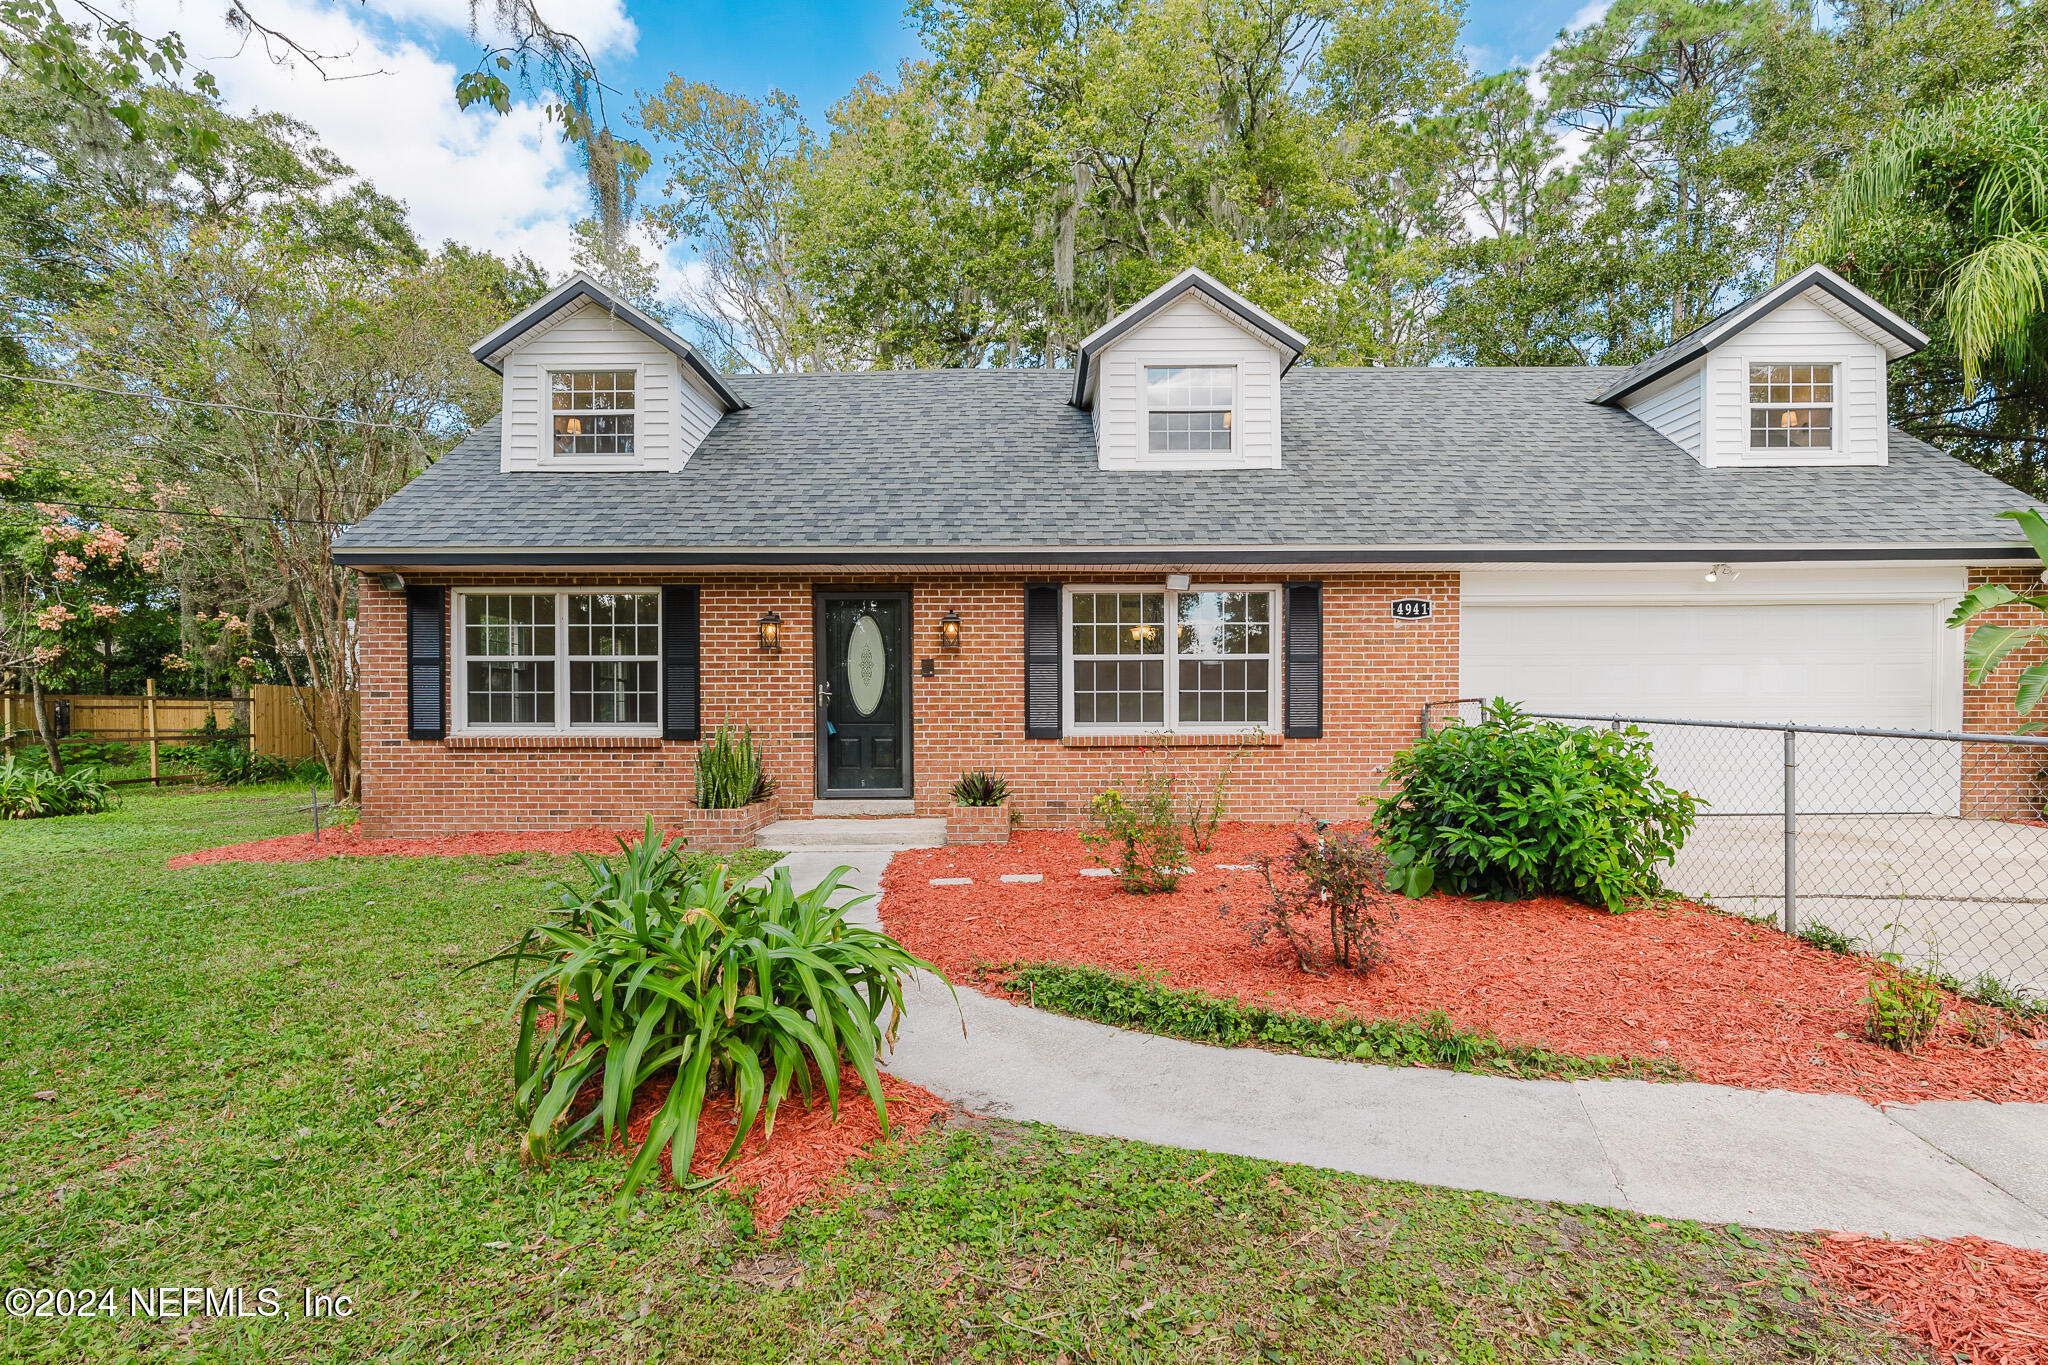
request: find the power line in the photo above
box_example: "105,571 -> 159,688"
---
2,497 -> 348,528
1,372 -> 443,436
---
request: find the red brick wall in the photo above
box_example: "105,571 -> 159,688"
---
356,570 -> 1459,837
1961,565 -> 2048,819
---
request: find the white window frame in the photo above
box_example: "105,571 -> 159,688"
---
544,365 -> 644,466
452,587 -> 662,736
1746,362 -> 1836,452
1141,364 -> 1237,457
1061,583 -> 1281,735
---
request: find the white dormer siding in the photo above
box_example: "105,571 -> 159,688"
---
493,300 -> 725,473
1621,362 -> 1704,460
1698,296 -> 1888,468
1091,292 -> 1285,471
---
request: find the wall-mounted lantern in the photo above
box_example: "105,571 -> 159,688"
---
758,610 -> 783,653
939,609 -> 963,651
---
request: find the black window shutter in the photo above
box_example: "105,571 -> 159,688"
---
1023,582 -> 1062,738
1283,580 -> 1323,739
662,585 -> 701,742
405,585 -> 447,740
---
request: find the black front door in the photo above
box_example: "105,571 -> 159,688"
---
816,592 -> 910,797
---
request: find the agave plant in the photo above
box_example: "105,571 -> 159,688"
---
949,769 -> 1010,807
474,818 -> 939,1207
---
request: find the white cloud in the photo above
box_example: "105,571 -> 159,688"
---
116,0 -> 640,275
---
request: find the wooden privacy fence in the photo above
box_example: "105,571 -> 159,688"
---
0,684 -> 356,763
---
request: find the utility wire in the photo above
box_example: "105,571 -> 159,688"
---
1,372 -> 443,436
2,497 -> 349,528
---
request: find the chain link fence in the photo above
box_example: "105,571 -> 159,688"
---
1421,701 -> 2048,1002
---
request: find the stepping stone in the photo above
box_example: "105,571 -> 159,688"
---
1215,863 -> 1258,871
929,877 -> 973,886
999,873 -> 1043,884
1079,868 -> 1116,878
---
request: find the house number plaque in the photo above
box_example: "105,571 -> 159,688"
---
1390,599 -> 1433,620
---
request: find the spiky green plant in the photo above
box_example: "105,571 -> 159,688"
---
1809,93 -> 2048,393
0,757 -> 114,818
948,769 -> 1010,807
472,818 -> 939,1208
694,723 -> 771,809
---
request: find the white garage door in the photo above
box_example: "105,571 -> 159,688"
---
1460,571 -> 1962,815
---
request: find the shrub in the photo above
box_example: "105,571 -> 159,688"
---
0,758 -> 115,818
949,769 -> 1010,807
694,723 -> 773,809
1370,700 -> 1699,913
1865,971 -> 1944,1052
1178,737 -> 1251,854
9,735 -> 138,770
474,818 -> 937,1207
1082,774 -> 1186,894
1249,823 -> 1399,973
165,713 -> 309,785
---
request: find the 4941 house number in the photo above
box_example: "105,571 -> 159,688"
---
1390,599 -> 1433,620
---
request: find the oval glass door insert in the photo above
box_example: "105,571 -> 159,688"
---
845,612 -> 887,716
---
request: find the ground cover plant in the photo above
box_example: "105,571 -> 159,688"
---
884,826 -> 2048,1103
476,818 -> 934,1206
165,714 -> 323,787
0,784 -> 1938,1362
1373,701 -> 1699,912
1007,962 -> 1687,1081
0,756 -> 114,818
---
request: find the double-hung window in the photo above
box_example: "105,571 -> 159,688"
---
1145,365 -> 1234,453
459,590 -> 660,732
1748,364 -> 1833,449
1066,586 -> 1277,732
550,370 -> 636,456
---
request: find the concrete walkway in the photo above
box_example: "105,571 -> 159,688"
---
772,844 -> 2048,1249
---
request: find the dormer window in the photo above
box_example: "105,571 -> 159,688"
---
1145,365 -> 1235,453
551,369 -> 636,456
1748,364 -> 1833,450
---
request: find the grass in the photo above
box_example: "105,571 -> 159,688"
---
0,787 -> 1920,1363
1002,962 -> 1693,1082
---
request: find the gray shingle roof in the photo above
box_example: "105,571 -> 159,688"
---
333,366 -> 2037,565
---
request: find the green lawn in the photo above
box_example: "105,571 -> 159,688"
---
0,787 -> 1921,1363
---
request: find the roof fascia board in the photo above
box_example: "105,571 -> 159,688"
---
1595,265 -> 1930,406
335,543 -> 2036,568
469,275 -> 746,413
1070,267 -> 1310,408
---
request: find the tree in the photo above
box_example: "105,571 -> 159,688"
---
39,221 -> 511,800
1948,508 -> 2048,726
1798,87 -> 2048,495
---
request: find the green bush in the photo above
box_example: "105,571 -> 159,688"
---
164,713 -> 319,786
1370,700 -> 1699,913
949,769 -> 1010,807
694,723 -> 773,809
1082,774 -> 1186,894
1865,971 -> 1943,1052
8,735 -> 138,770
474,818 -> 937,1208
1006,962 -> 1686,1081
0,757 -> 115,818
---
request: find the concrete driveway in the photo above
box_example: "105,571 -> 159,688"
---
1669,814 -> 2048,993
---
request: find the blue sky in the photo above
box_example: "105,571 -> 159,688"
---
130,0 -> 1595,283
602,0 -> 1588,116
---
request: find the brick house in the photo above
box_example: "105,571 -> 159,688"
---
333,267 -> 2042,842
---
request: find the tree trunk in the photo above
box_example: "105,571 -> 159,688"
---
28,675 -> 63,775
232,682 -> 251,735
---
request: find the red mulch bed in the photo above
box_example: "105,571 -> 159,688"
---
1805,1234 -> 2048,1365
614,1068 -> 948,1236
881,823 -> 2048,1105
169,825 -> 654,869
